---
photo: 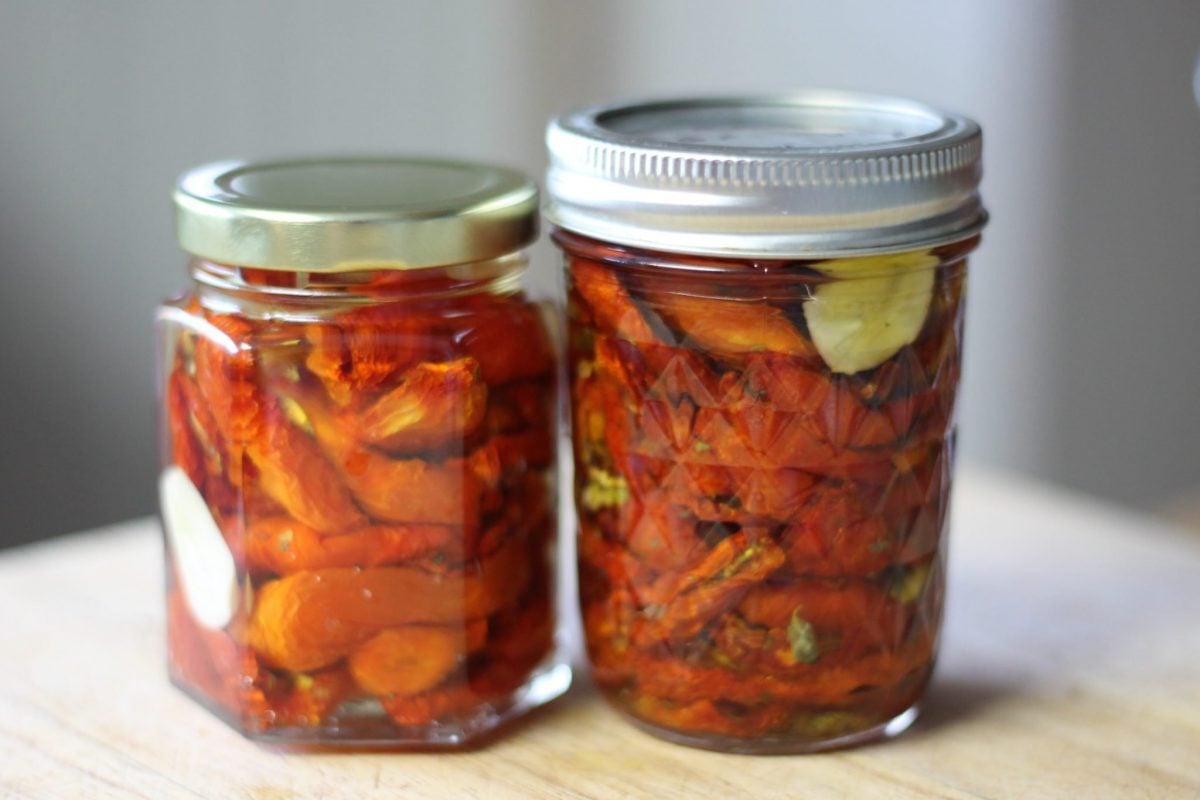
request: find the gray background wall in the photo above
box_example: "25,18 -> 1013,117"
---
1,0 -> 1198,547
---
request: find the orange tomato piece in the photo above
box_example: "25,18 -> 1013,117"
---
593,335 -> 722,407
354,357 -> 487,454
247,397 -> 368,533
378,681 -> 482,727
247,534 -> 532,671
577,517 -> 659,597
570,259 -> 660,344
458,299 -> 556,385
717,352 -> 830,414
290,383 -> 491,531
644,290 -> 814,360
778,483 -> 893,577
191,312 -> 261,452
166,587 -> 270,724
619,645 -> 933,707
190,311 -> 366,532
304,306 -> 452,408
343,454 -> 488,529
628,695 -> 791,739
173,362 -> 242,513
378,597 -> 553,727
645,532 -> 786,641
348,627 -> 463,696
165,368 -> 207,491
244,517 -> 459,575
571,364 -> 628,465
618,501 -> 707,575
736,575 -> 925,661
263,667 -> 359,728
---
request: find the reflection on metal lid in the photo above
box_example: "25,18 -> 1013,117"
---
175,156 -> 538,271
546,92 -> 986,257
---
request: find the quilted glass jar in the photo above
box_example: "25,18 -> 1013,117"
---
157,157 -> 569,745
546,93 -> 986,753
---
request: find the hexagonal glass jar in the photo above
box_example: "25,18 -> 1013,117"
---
157,157 -> 569,746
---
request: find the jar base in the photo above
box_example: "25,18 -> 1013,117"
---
615,701 -> 921,755
173,661 -> 572,749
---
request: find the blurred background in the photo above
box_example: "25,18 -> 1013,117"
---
1,0 -> 1198,548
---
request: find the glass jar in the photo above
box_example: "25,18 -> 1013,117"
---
546,93 -> 986,753
157,157 -> 569,745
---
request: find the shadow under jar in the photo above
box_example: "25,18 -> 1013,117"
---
157,157 -> 568,746
546,93 -> 987,753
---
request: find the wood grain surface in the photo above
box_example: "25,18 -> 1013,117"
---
1,467 -> 1198,799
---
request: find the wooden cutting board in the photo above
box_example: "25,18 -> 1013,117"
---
1,467 -> 1198,799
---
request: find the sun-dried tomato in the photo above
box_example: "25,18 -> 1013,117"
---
561,228 -> 968,746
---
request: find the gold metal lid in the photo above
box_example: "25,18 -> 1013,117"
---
174,156 -> 538,271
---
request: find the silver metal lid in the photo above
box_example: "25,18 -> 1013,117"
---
175,156 -> 538,271
545,91 -> 985,257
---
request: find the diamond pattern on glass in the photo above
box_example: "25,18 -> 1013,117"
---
569,250 -> 968,746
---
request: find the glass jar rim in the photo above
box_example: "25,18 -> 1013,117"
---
186,254 -> 527,309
